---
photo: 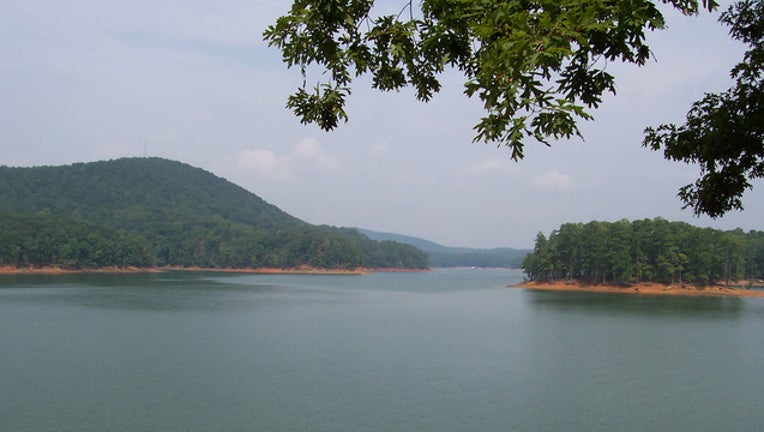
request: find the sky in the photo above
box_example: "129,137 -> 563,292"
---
1,1 -> 762,249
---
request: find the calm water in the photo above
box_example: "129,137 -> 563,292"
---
2,269 -> 763,431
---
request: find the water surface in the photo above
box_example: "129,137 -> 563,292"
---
2,269 -> 762,431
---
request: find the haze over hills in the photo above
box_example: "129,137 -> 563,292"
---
0,158 -> 428,270
357,228 -> 529,269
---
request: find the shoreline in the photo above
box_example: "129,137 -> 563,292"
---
0,265 -> 428,276
513,280 -> 764,298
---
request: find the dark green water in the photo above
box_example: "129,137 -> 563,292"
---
2,269 -> 763,431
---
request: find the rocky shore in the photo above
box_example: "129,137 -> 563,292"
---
514,280 -> 764,298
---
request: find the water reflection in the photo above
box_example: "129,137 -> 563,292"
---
525,289 -> 751,318
0,271 -> 175,290
0,272 -> 355,313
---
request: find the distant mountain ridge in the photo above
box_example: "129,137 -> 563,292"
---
0,158 -> 428,270
356,228 -> 529,268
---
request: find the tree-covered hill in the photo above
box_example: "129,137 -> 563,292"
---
357,228 -> 529,268
0,158 -> 428,270
1,157 -> 301,231
523,218 -> 764,286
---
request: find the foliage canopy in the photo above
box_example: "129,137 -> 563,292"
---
644,0 -> 764,217
267,1 -> 764,216
264,0 -> 717,160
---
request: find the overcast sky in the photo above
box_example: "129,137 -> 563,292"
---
2,1 -> 762,249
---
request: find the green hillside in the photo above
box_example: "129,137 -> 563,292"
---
0,158 -> 428,270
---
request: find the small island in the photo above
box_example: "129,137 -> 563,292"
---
520,219 -> 764,298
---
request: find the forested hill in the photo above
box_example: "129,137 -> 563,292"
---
2,157 -> 301,232
0,158 -> 428,270
523,219 -> 764,286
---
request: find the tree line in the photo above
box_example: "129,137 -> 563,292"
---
0,213 -> 429,270
523,218 -> 764,286
428,250 -> 527,269
0,213 -> 154,269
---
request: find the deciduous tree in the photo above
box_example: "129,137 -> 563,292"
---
644,0 -> 764,217
267,1 -> 764,216
267,0 -> 718,155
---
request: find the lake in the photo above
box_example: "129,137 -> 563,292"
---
2,268 -> 763,431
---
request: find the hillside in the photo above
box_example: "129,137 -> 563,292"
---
0,158 -> 428,270
357,228 -> 529,268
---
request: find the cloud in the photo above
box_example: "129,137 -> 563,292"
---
235,137 -> 340,182
369,141 -> 390,155
531,170 -> 574,191
236,148 -> 294,181
292,137 -> 341,174
462,157 -> 520,177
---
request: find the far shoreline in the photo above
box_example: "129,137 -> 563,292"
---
0,265 -> 430,276
513,280 -> 764,298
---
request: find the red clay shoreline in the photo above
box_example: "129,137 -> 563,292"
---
513,280 -> 764,298
0,265 -> 429,276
